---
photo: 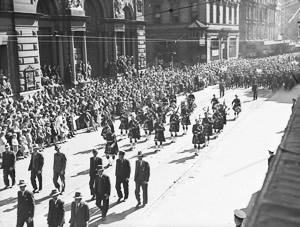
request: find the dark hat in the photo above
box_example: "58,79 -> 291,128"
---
137,151 -> 143,157
119,151 -> 125,156
17,180 -> 27,187
73,192 -> 83,198
50,189 -> 60,196
234,209 -> 246,219
92,149 -> 98,154
5,143 -> 10,148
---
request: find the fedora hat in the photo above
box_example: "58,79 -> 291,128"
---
54,145 -> 61,151
137,151 -> 143,157
50,189 -> 60,197
18,180 -> 27,187
73,192 -> 83,198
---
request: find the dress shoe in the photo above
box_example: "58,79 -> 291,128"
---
117,198 -> 122,203
33,189 -> 39,193
4,185 -> 9,189
91,195 -> 96,200
136,202 -> 141,208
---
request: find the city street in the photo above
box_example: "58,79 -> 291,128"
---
0,84 -> 298,227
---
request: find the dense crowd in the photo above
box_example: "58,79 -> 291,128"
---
0,54 -> 299,159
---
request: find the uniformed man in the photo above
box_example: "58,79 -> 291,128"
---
28,146 -> 44,193
89,149 -> 102,200
1,143 -> 16,189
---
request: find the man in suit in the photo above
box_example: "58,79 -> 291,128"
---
28,146 -> 44,193
134,151 -> 150,208
53,145 -> 67,194
89,149 -> 102,200
95,165 -> 111,220
16,180 -> 35,227
1,143 -> 16,188
115,151 -> 131,203
47,189 -> 65,227
69,192 -> 90,227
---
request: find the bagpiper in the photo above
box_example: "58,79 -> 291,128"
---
169,108 -> 180,143
192,118 -> 206,155
128,113 -> 141,150
202,111 -> 213,145
142,107 -> 154,141
119,112 -> 129,140
211,94 -> 219,112
153,117 -> 165,151
104,127 -> 118,166
180,101 -> 191,135
232,95 -> 241,119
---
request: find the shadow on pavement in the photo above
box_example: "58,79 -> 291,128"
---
90,206 -> 137,225
74,149 -> 93,156
169,154 -> 197,164
35,195 -> 51,205
178,148 -> 195,154
71,169 -> 89,178
0,197 -> 17,207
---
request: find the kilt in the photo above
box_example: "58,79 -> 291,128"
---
105,143 -> 118,155
181,116 -> 191,125
154,131 -> 165,142
213,119 -> 224,130
119,121 -> 129,130
233,106 -> 241,114
192,133 -> 205,144
128,128 -> 141,139
169,122 -> 180,132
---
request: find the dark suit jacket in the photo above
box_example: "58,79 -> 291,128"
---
89,156 -> 102,176
134,160 -> 150,182
47,198 -> 65,226
1,151 -> 16,170
95,174 -> 111,195
115,159 -> 131,180
17,190 -> 35,218
28,152 -> 44,172
69,201 -> 90,227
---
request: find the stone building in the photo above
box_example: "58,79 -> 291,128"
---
239,0 -> 278,58
144,0 -> 240,65
0,0 -> 146,97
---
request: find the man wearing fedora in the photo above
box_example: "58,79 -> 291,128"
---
53,145 -> 67,194
47,189 -> 65,227
17,180 -> 35,227
1,143 -> 16,189
95,165 -> 111,219
134,151 -> 150,207
115,150 -> 131,203
28,145 -> 44,193
89,149 -> 102,200
234,209 -> 246,227
69,192 -> 90,227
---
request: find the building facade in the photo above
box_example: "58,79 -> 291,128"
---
0,0 -> 146,97
144,0 -> 240,65
239,0 -> 278,58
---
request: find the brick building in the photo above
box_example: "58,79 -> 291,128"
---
144,0 -> 240,65
0,0 -> 146,97
239,0 -> 278,58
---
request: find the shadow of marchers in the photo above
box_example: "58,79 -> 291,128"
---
178,148 -> 195,154
74,149 -> 93,156
130,150 -> 158,159
0,197 -> 17,207
169,154 -> 197,164
35,195 -> 51,205
71,169 -> 89,178
90,207 -> 137,225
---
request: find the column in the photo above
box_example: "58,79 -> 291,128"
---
114,32 -> 117,59
220,3 -> 223,24
231,5 -> 235,25
206,0 -> 210,23
70,32 -> 76,84
236,36 -> 239,58
82,34 -> 88,72
58,36 -> 64,81
122,32 -> 126,56
236,4 -> 240,25
213,3 -> 217,23
226,4 -> 229,24
206,37 -> 211,63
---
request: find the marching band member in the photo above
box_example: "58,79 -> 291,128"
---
212,107 -> 224,137
192,118 -> 206,155
128,113 -> 140,150
211,94 -> 219,112
180,101 -> 191,135
153,118 -> 165,151
169,109 -> 180,143
143,108 -> 154,141
232,95 -> 241,119
104,127 -> 118,166
119,112 -> 129,140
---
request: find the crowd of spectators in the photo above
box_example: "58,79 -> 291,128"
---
0,54 -> 299,158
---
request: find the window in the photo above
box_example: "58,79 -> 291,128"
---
211,39 -> 219,49
229,38 -> 237,58
153,5 -> 161,24
171,0 -> 180,24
